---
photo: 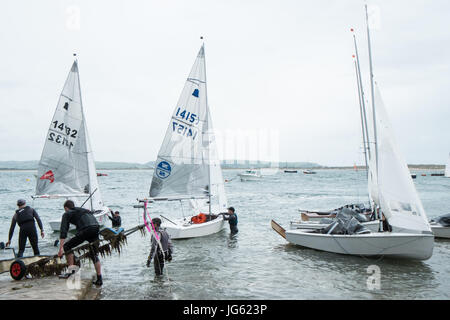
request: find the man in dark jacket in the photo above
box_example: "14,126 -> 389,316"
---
146,218 -> 173,276
220,207 -> 238,235
107,209 -> 121,228
57,200 -> 103,286
6,199 -> 45,257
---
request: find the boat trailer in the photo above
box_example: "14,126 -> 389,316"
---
0,224 -> 146,280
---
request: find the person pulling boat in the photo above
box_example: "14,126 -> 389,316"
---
57,200 -> 103,286
6,199 -> 45,257
219,207 -> 238,235
146,218 -> 173,276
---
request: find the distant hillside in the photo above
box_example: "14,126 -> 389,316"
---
0,161 -> 38,170
1,160 -> 443,171
0,160 -> 153,170
95,162 -> 153,170
0,160 -> 319,170
221,160 -> 320,169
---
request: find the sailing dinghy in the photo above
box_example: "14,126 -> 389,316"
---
280,86 -> 434,260
294,29 -> 377,230
143,44 -> 228,239
33,59 -> 109,232
273,8 -> 434,260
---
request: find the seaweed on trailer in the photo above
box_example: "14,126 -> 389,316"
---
25,224 -> 146,278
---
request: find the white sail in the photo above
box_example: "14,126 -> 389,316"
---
445,153 -> 450,177
35,61 -> 103,211
149,45 -> 227,213
374,84 -> 431,234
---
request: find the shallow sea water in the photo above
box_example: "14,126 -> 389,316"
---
0,168 -> 449,299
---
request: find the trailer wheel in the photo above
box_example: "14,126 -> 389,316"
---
10,259 -> 27,280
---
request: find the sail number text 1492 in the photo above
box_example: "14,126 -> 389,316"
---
47,120 -> 78,148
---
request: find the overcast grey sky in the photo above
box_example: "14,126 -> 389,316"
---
0,0 -> 449,166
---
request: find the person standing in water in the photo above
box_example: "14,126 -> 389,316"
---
57,200 -> 103,286
107,209 -> 121,228
6,199 -> 45,257
146,218 -> 173,276
220,207 -> 238,235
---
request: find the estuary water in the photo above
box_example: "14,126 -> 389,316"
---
0,168 -> 449,300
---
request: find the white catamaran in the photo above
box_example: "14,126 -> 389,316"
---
144,44 -> 228,239
33,59 -> 109,232
273,6 -> 434,260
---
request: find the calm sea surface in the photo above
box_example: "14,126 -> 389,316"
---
1,168 -> 449,299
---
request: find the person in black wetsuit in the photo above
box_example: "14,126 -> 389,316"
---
220,207 -> 238,235
57,200 -> 103,286
6,199 -> 45,257
380,212 -> 392,232
107,209 -> 121,228
146,218 -> 173,276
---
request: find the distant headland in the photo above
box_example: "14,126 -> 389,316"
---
0,160 -> 444,171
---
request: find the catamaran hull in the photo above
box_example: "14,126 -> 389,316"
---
285,230 -> 434,260
49,207 -> 109,232
162,216 -> 226,239
431,225 -> 450,239
290,220 -> 380,232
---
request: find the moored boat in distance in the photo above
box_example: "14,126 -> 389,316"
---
303,169 -> 316,174
238,169 -> 262,181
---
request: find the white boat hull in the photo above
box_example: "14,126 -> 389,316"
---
238,174 -> 261,181
431,225 -> 450,239
161,215 -> 226,239
290,220 -> 380,233
285,229 -> 434,260
49,207 -> 109,232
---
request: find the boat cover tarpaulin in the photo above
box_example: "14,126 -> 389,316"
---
431,213 -> 450,227
321,208 -> 371,235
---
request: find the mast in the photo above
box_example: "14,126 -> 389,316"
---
365,4 -> 380,217
74,54 -> 93,211
352,29 -> 371,206
202,38 -> 212,215
352,29 -> 371,160
353,57 -> 371,205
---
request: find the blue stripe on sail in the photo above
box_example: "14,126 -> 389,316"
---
192,89 -> 199,97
